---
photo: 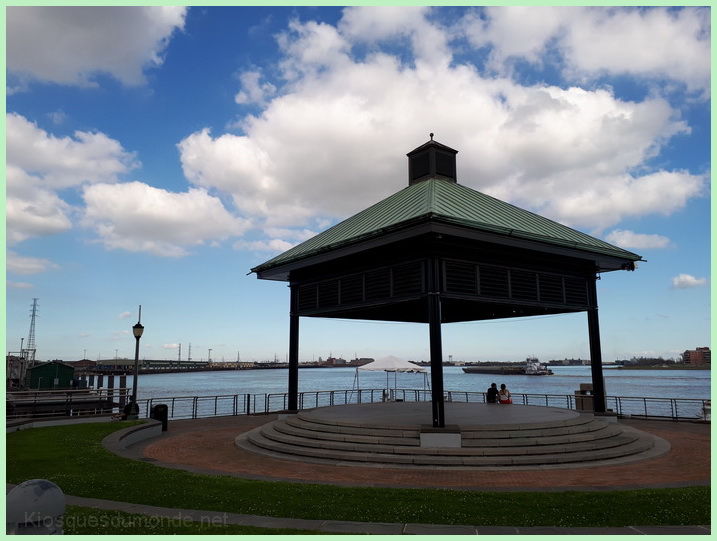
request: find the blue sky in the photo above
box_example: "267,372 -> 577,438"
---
5,6 -> 711,364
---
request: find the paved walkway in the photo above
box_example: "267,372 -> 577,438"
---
136,414 -> 709,490
92,412 -> 711,534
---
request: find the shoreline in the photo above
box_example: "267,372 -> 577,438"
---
616,365 -> 710,370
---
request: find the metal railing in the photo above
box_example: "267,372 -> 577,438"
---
7,387 -> 709,423
6,387 -> 132,419
140,388 -> 709,422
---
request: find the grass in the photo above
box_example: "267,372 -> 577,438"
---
7,421 -> 710,532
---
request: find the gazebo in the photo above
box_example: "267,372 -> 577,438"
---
251,136 -> 642,427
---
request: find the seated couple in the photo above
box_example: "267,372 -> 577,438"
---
486,383 -> 512,404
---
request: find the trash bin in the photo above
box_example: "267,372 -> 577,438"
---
575,383 -> 594,411
150,403 -> 169,431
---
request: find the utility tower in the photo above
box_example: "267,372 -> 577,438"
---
8,298 -> 39,389
24,298 -> 39,363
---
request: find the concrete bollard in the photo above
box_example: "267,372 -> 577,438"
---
6,479 -> 65,535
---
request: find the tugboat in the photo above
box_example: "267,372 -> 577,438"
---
523,356 -> 553,375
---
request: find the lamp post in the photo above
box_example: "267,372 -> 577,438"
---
131,306 -> 144,401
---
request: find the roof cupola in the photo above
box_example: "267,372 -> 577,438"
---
406,133 -> 458,185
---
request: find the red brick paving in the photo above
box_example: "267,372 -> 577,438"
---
141,415 -> 710,490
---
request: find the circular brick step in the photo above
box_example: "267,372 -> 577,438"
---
235,402 -> 667,469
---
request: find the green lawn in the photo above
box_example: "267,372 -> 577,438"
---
6,421 -> 710,533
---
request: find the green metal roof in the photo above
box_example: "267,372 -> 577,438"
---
252,177 -> 641,275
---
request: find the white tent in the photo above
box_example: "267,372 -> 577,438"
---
358,355 -> 426,373
352,355 -> 429,402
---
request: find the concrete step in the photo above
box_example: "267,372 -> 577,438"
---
279,418 -> 420,446
263,421 -> 640,456
241,425 -> 656,467
235,405 -> 662,469
285,415 -> 420,442
282,415 -> 623,450
296,408 -> 598,432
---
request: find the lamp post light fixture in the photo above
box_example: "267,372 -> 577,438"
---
131,306 -> 145,402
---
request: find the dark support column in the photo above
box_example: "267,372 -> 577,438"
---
587,276 -> 606,413
427,258 -> 445,427
288,284 -> 300,411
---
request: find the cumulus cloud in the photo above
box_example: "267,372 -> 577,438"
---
6,113 -> 138,248
6,113 -> 138,189
234,239 -> 296,253
6,7 -> 709,261
671,274 -> 708,289
7,111 -> 249,259
463,6 -> 710,95
179,6 -> 706,248
82,182 -> 251,257
118,311 -> 132,320
234,71 -> 277,106
604,229 -> 671,250
7,6 -> 187,87
6,177 -> 73,245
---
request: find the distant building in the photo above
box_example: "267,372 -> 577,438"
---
547,358 -> 588,366
682,347 -> 711,366
25,361 -> 75,389
67,359 -> 97,372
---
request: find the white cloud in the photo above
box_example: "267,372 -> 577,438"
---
5,175 -> 73,245
6,113 -> 139,189
6,251 -> 60,275
82,182 -> 251,257
118,312 -> 132,320
234,239 -> 296,253
7,6 -> 187,87
234,71 -> 277,106
461,6 -> 566,68
339,6 -> 452,69
464,6 -> 710,95
180,7 -> 705,250
564,7 -> 710,95
604,230 -> 671,250
6,113 -> 139,247
671,274 -> 707,289
162,343 -> 180,350
7,112 -> 251,258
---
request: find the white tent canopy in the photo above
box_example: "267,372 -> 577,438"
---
352,355 -> 429,402
358,355 -> 426,373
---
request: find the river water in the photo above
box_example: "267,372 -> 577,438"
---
120,365 -> 710,420
135,365 -> 710,402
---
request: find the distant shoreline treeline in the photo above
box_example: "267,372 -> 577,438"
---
617,365 -> 710,370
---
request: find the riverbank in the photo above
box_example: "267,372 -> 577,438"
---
617,365 -> 710,370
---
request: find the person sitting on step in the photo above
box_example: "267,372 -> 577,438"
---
486,383 -> 499,404
498,384 -> 512,404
